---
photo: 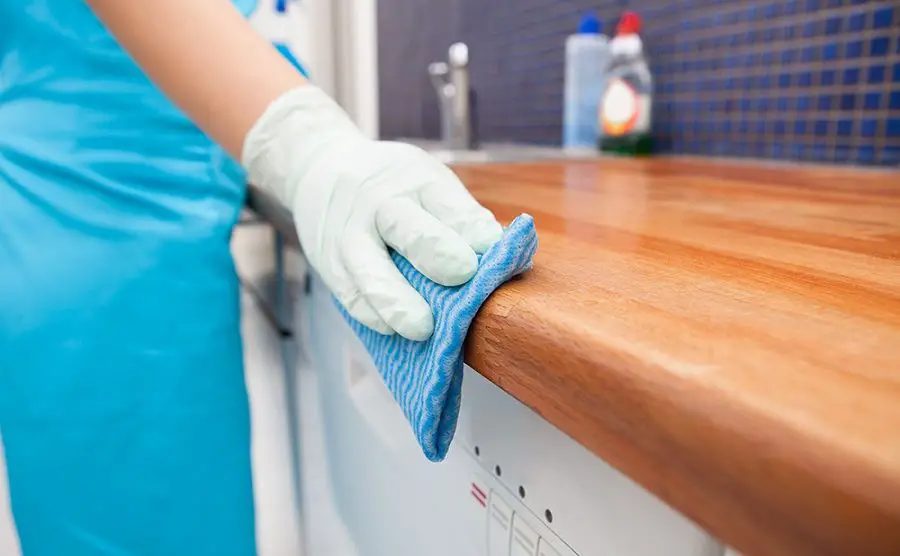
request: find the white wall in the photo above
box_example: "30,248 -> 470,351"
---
332,0 -> 380,138
249,0 -> 337,97
250,0 -> 379,139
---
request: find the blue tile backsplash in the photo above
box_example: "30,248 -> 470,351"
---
378,0 -> 900,166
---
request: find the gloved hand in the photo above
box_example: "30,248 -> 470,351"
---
242,86 -> 503,341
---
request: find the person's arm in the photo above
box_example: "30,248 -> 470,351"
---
86,0 -> 505,342
85,0 -> 305,158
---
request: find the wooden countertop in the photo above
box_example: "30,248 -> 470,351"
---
455,158 -> 900,556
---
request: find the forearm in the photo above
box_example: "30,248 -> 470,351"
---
86,0 -> 308,158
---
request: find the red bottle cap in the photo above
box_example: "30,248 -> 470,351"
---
616,11 -> 642,35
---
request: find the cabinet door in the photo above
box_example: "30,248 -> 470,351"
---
304,274 -> 724,556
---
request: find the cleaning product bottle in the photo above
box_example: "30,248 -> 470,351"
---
598,11 -> 653,155
563,13 -> 610,149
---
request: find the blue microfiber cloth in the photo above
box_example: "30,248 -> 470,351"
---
337,214 -> 538,462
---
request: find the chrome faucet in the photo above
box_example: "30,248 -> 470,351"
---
428,42 -> 473,150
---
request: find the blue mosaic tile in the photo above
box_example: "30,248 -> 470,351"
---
841,93 -> 857,110
846,40 -> 864,58
858,146 -> 875,164
888,119 -> 900,138
837,120 -> 854,137
861,119 -> 878,138
825,17 -> 842,34
884,148 -> 900,165
801,46 -> 819,63
864,92 -> 882,110
868,65 -> 886,84
812,143 -> 829,161
843,68 -> 860,85
848,12 -> 867,32
873,7 -> 894,29
871,37 -> 890,57
754,142 -> 769,158
802,21 -> 818,38
890,92 -> 900,110
835,144 -> 853,162
820,70 -> 837,85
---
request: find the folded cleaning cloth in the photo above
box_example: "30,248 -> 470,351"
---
337,214 -> 538,462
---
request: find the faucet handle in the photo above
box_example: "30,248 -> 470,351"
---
428,61 -> 449,77
448,42 -> 469,68
428,62 -> 452,95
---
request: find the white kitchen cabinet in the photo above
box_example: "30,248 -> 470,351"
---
293,272 -> 725,556
488,492 -> 514,556
510,513 -> 540,556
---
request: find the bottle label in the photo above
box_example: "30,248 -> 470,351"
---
599,77 -> 648,136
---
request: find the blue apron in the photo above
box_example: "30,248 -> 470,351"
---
0,1 -> 278,554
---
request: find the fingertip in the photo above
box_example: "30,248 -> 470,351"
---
470,218 -> 504,254
365,317 -> 396,336
430,247 -> 478,287
381,295 -> 434,341
341,292 -> 394,335
399,308 -> 435,342
360,276 -> 435,340
378,200 -> 479,287
342,234 -> 436,341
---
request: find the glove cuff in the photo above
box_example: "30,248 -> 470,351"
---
241,85 -> 366,209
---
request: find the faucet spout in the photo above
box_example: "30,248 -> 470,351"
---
429,43 -> 474,150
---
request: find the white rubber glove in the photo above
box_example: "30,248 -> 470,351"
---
242,86 -> 504,341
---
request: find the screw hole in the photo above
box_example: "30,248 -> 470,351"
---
495,465 -> 502,477
518,485 -> 526,498
544,509 -> 553,523
474,446 -> 480,457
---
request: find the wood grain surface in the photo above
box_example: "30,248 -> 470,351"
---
455,158 -> 900,556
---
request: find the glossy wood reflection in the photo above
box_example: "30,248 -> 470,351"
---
453,158 -> 900,556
